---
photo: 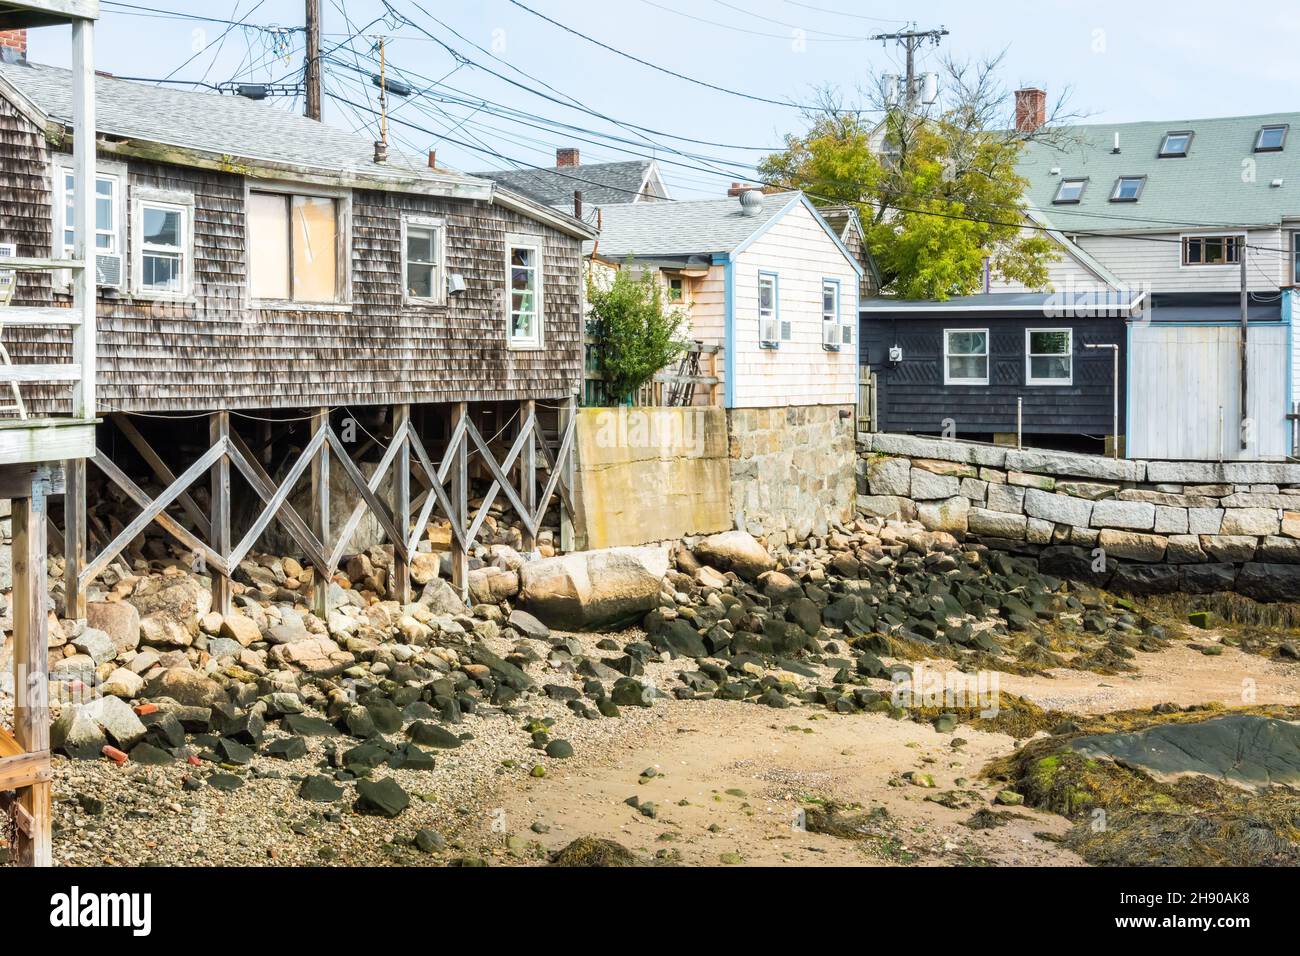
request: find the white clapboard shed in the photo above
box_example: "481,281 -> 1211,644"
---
1126,290 -> 1297,461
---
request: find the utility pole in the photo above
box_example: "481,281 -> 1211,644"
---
872,25 -> 948,108
1240,236 -> 1249,451
305,0 -> 321,120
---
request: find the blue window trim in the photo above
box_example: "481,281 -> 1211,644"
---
821,276 -> 841,351
759,269 -> 781,348
717,253 -> 735,408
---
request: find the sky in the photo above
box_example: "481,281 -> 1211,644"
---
23,0 -> 1300,199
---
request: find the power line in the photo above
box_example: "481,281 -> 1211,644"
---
503,0 -> 881,113
159,0 -> 271,84
631,0 -> 869,42
782,1 -> 911,23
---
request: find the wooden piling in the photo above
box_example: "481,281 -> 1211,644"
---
310,407 -> 331,616
209,411 -> 232,616
391,403 -> 411,604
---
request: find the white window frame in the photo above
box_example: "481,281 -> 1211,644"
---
505,232 -> 544,349
821,277 -> 841,350
52,156 -> 127,290
1024,327 -> 1073,386
131,187 -> 194,301
244,179 -> 352,310
1181,232 -> 1245,268
758,270 -> 780,347
401,214 -> 446,306
943,328 -> 989,386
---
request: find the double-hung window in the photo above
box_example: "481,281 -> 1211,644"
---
1025,329 -> 1072,385
402,215 -> 445,304
248,187 -> 347,304
821,278 -> 841,349
131,188 -> 193,299
506,233 -> 543,347
944,329 -> 989,385
758,271 -> 780,347
54,157 -> 126,288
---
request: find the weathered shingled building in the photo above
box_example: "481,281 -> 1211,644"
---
0,52 -> 595,618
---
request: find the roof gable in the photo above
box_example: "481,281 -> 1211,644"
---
474,159 -> 668,206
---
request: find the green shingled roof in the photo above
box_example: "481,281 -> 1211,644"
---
1019,112 -> 1300,234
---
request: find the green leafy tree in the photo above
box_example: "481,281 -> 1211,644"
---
758,58 -> 1070,299
587,264 -> 688,403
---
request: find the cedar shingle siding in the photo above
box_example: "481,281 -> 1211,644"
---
0,133 -> 583,413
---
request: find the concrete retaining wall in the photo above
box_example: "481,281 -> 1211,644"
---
572,407 -> 731,550
857,433 -> 1300,600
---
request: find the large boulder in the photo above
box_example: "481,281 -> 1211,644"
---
86,601 -> 141,655
693,531 -> 774,580
420,578 -> 466,615
520,546 -> 669,629
144,667 -> 226,708
127,575 -> 211,636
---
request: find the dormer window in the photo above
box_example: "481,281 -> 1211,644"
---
1053,177 -> 1088,204
1110,176 -> 1146,202
1158,131 -> 1192,157
1255,124 -> 1288,152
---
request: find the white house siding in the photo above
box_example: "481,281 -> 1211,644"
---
730,202 -> 859,409
987,229 -> 1110,294
1128,322 -> 1289,460
1075,228 -> 1285,293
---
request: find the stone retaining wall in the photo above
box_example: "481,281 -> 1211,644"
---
857,433 -> 1300,600
731,405 -> 855,547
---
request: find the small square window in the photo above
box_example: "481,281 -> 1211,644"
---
1052,178 -> 1088,204
667,276 -> 684,303
1025,328 -> 1072,385
1110,176 -> 1145,202
1158,131 -> 1192,157
1255,125 -> 1288,152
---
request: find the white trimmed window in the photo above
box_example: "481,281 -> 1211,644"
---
821,278 -> 841,350
1182,234 -> 1242,266
506,233 -> 543,348
944,329 -> 989,385
1025,328 -> 1072,385
131,189 -> 192,299
402,215 -> 445,304
53,157 -> 126,288
758,271 -> 779,346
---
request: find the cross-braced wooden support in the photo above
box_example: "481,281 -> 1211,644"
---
1,463 -> 59,867
63,399 -> 579,616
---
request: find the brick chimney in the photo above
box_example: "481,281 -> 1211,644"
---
1014,87 -> 1047,133
0,29 -> 27,66
727,181 -> 757,197
556,147 -> 580,168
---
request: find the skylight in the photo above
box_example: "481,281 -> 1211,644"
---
1255,125 -> 1288,152
1158,131 -> 1192,157
1052,177 -> 1087,204
1110,176 -> 1146,202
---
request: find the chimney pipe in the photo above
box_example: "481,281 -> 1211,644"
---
0,29 -> 27,66
573,190 -> 583,219
374,140 -> 388,164
556,147 -> 580,168
1014,87 -> 1047,133
428,149 -> 437,169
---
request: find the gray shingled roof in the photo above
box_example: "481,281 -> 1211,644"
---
590,192 -> 803,258
1021,112 -> 1300,233
0,61 -> 485,190
474,160 -> 658,206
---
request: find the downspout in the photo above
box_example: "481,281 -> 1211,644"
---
717,253 -> 735,409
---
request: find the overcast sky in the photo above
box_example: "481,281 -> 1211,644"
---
25,0 -> 1300,199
